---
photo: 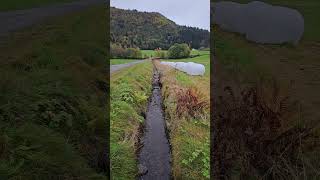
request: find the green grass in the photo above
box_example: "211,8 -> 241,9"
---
159,53 -> 210,179
191,49 -> 210,56
0,0 -> 77,11
110,62 -> 153,179
141,50 -> 156,57
0,6 -> 108,179
110,59 -> 142,65
140,49 -> 208,59
141,49 -> 168,58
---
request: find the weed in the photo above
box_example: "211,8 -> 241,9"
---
212,78 -> 320,179
0,6 -> 108,179
182,138 -> 210,179
176,88 -> 208,119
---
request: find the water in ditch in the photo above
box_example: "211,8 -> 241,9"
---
138,64 -> 171,180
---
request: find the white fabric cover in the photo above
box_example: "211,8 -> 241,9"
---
161,62 -> 205,76
212,1 -> 304,44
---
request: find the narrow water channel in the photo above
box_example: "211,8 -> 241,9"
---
138,62 -> 171,179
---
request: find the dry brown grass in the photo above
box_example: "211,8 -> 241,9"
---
212,78 -> 320,179
176,87 -> 208,119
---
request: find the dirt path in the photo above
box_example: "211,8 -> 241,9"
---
110,60 -> 147,74
0,0 -> 105,38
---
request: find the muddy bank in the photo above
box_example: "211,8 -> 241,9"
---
138,61 -> 171,179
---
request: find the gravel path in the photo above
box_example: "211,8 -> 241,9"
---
0,0 -> 105,38
110,60 -> 147,74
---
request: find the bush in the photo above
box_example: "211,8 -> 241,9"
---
110,44 -> 126,58
110,44 -> 142,59
125,48 -> 142,59
168,43 -> 191,59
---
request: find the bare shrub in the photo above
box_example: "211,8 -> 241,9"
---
176,87 -> 208,119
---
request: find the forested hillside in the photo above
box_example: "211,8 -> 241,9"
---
110,7 -> 210,49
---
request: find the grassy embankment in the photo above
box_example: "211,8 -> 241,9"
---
213,0 -> 320,179
0,0 -> 77,11
0,6 -> 108,179
157,52 -> 210,179
110,62 -> 153,179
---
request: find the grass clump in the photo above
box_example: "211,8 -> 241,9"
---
212,78 -> 320,179
110,62 -> 153,179
0,6 -> 108,179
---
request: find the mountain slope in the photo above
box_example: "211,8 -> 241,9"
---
110,7 -> 210,49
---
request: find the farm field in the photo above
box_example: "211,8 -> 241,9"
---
140,49 -> 209,58
213,0 -> 320,179
110,3 -> 210,179
141,50 -> 158,57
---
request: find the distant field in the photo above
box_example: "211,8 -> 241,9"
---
110,59 -> 142,65
141,50 -> 157,57
0,0 -> 76,11
141,49 -> 210,58
191,49 -> 210,56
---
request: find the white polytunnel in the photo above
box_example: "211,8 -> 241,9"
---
212,1 -> 304,45
160,62 -> 205,76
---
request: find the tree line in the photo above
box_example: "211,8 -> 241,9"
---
110,7 -> 210,50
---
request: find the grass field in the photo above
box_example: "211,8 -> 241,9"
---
141,50 -> 157,57
110,61 -> 153,179
213,0 -> 320,178
141,49 -> 209,57
191,49 -> 210,56
157,52 -> 210,179
0,0 -> 77,11
0,6 -> 108,179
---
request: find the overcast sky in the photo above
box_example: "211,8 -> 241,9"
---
110,0 -> 210,31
